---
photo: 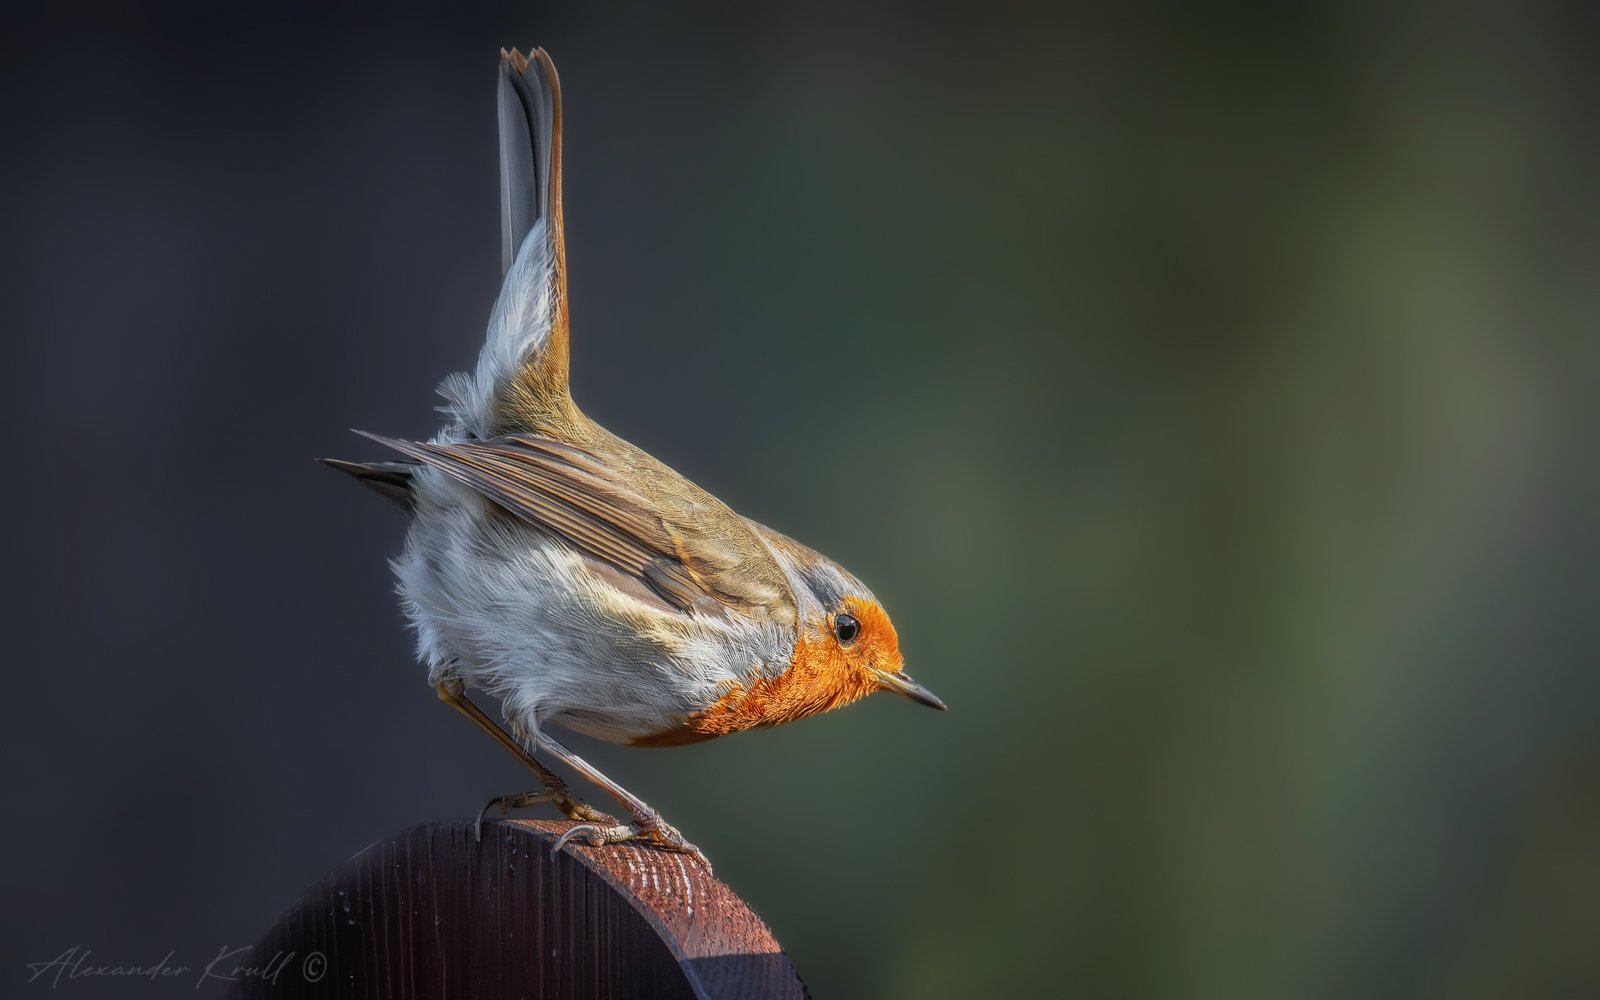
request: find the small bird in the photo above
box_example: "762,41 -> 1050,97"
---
323,47 -> 943,861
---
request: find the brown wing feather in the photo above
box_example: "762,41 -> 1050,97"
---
360,431 -> 797,626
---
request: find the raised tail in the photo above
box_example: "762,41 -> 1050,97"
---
499,47 -> 561,277
440,47 -> 573,440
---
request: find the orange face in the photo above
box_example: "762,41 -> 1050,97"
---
817,593 -> 904,680
635,594 -> 942,746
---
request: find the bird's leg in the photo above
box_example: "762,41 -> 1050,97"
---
433,679 -> 619,836
532,727 -> 708,868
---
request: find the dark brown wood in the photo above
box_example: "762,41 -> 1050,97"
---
230,820 -> 807,999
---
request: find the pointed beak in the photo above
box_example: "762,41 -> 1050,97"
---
872,668 -> 948,711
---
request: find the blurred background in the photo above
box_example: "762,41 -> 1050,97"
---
3,2 -> 1597,997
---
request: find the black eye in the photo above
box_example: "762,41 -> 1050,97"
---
833,612 -> 861,646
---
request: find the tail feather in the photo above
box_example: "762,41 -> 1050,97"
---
498,47 -> 557,276
437,47 -> 572,442
324,49 -> 571,506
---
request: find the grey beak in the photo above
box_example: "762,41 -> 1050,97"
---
872,669 -> 948,711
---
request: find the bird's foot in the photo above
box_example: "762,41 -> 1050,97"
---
550,813 -> 710,872
475,790 -> 620,841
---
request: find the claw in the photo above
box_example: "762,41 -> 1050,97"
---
475,791 -> 556,841
547,818 -> 711,873
472,788 -> 622,842
550,822 -> 614,854
559,797 -> 621,827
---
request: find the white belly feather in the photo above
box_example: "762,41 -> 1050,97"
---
393,465 -> 793,744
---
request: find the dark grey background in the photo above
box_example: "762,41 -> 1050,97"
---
5,3 -> 1598,998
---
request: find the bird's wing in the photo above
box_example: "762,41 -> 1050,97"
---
361,432 -> 799,626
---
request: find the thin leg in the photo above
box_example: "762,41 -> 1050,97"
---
532,726 -> 707,867
434,679 -> 617,830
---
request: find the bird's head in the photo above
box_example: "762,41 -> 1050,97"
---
633,526 -> 946,745
799,590 -> 946,712
758,529 -> 945,715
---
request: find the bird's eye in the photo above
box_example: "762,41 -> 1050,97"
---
833,612 -> 861,647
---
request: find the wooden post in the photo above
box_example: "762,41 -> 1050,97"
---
229,820 -> 807,999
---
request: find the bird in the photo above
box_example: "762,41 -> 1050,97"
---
321,47 -> 944,862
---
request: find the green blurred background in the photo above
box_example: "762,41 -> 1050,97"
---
4,3 -> 1596,997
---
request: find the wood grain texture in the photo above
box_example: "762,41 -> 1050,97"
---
231,820 -> 807,999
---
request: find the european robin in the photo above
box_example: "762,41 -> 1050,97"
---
323,48 -> 944,862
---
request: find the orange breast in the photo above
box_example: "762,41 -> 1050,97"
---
632,634 -> 875,745
632,598 -> 899,746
